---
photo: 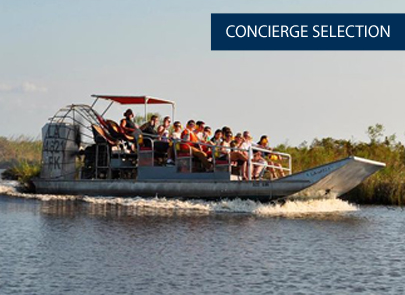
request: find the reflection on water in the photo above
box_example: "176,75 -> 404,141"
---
38,199 -> 358,221
1,182 -> 405,294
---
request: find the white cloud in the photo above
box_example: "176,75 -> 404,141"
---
21,82 -> 48,93
0,83 -> 13,92
0,82 -> 48,93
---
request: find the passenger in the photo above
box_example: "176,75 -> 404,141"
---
221,126 -> 232,139
200,126 -> 213,154
218,131 -> 233,160
157,116 -> 171,142
209,129 -> 223,159
217,132 -> 247,178
239,131 -> 255,174
252,150 -> 266,179
210,129 -> 223,146
195,122 -> 211,153
257,135 -> 285,179
257,135 -> 269,149
231,133 -> 249,179
153,116 -> 172,164
141,115 -> 159,134
140,115 -> 159,147
220,132 -> 247,162
203,126 -> 212,142
167,121 -> 182,166
194,121 -> 206,142
120,109 -> 139,137
241,130 -> 255,150
233,133 -> 246,152
180,120 -> 212,171
157,125 -> 166,140
171,121 -> 183,140
120,109 -> 140,152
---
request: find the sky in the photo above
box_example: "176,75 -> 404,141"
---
1,0 -> 405,146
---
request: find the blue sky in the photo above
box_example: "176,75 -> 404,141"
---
1,0 -> 405,145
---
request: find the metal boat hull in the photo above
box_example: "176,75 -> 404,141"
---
33,157 -> 385,202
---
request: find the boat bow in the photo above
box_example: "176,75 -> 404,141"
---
279,156 -> 385,199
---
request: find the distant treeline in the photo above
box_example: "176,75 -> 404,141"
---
1,124 -> 404,205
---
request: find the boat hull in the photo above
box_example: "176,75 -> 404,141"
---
33,179 -> 311,202
33,156 -> 385,202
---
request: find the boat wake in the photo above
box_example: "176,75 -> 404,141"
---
0,181 -> 79,201
0,181 -> 357,217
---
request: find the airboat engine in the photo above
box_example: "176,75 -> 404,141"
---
40,104 -> 102,180
41,123 -> 79,180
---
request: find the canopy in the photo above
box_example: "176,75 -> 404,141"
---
91,95 -> 175,106
91,94 -> 175,120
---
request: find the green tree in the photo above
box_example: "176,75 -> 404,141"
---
367,123 -> 384,144
134,112 -> 162,126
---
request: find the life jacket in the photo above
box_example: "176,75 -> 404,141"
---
180,129 -> 198,150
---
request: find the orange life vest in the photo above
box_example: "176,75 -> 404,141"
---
180,129 -> 198,150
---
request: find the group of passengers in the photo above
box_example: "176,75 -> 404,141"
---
119,109 -> 285,179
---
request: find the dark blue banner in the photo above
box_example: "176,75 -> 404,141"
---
211,14 -> 405,50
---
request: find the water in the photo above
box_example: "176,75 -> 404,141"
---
1,179 -> 405,294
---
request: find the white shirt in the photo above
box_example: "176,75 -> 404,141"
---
171,131 -> 182,140
195,131 -> 205,142
241,141 -> 251,151
241,140 -> 255,159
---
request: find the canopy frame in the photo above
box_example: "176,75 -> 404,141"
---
91,94 -> 176,122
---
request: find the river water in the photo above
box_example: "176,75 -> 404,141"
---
0,178 -> 404,295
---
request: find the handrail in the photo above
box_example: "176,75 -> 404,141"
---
251,145 -> 292,159
251,161 -> 291,172
250,145 -> 292,178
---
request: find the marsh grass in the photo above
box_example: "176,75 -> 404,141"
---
1,125 -> 404,204
276,124 -> 405,205
0,136 -> 42,168
2,160 -> 41,187
0,136 -> 42,191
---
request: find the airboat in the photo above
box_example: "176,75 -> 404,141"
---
33,95 -> 385,202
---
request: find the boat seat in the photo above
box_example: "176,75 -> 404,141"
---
214,159 -> 231,173
138,146 -> 153,166
106,119 -> 124,141
175,150 -> 192,173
